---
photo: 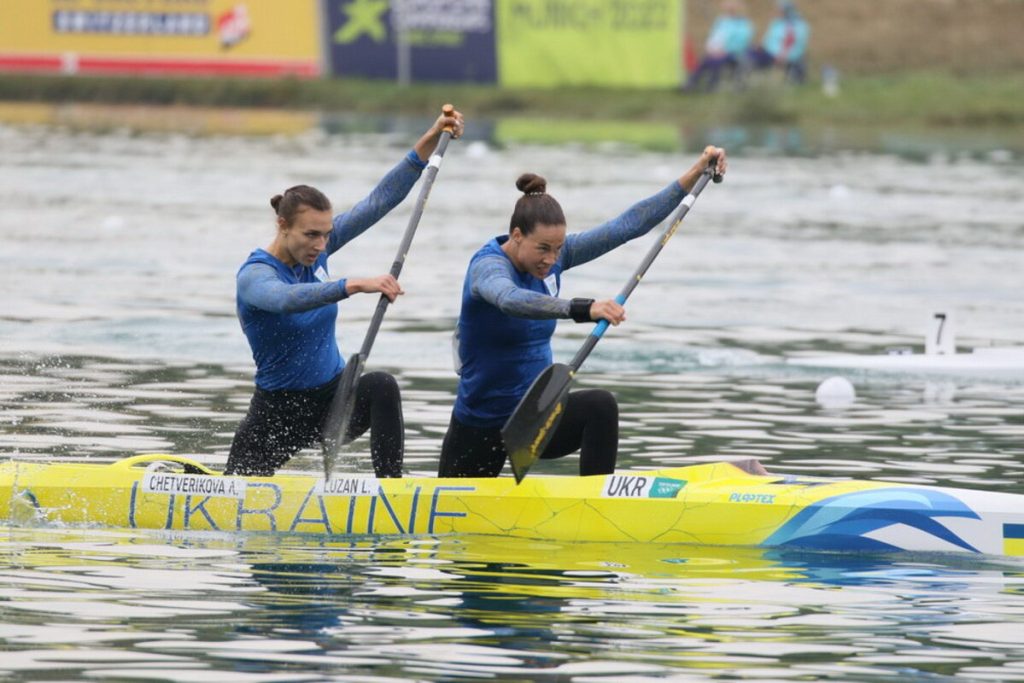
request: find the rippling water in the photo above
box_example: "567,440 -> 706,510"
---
1,114 -> 1023,680
3,528 -> 1023,681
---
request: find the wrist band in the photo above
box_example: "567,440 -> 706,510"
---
569,298 -> 595,323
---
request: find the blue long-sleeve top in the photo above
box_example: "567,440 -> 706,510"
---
237,151 -> 426,391
453,180 -> 688,427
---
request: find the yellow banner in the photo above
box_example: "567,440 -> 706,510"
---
0,0 -> 320,76
496,0 -> 683,88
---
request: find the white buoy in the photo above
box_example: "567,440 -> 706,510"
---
815,376 -> 856,408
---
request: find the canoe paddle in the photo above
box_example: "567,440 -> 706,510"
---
502,159 -> 723,483
321,104 -> 456,479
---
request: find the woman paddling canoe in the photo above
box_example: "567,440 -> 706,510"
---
439,146 -> 728,478
226,107 -> 465,478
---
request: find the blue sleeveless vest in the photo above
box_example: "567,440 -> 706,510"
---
453,236 -> 563,428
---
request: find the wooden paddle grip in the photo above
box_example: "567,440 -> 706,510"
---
441,103 -> 455,134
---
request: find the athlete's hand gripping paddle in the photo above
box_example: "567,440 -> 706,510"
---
501,159 -> 722,483
321,105 -> 457,479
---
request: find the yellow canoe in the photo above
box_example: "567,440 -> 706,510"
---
2,454 -> 1022,557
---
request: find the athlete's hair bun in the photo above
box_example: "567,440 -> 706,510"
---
509,173 -> 563,235
516,173 -> 546,195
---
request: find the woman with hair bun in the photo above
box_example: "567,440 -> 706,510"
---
225,107 -> 465,478
439,146 -> 727,478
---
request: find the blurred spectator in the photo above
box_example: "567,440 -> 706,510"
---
683,0 -> 754,92
747,0 -> 810,84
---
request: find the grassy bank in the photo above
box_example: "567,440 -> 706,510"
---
1,71 -> 1022,129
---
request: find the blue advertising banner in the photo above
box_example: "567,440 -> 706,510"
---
325,0 -> 496,83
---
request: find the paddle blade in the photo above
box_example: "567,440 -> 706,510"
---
321,353 -> 364,479
502,363 -> 574,484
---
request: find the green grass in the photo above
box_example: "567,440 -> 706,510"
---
1,70 -> 1022,129
493,117 -> 681,151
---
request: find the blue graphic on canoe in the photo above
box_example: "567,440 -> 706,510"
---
765,488 -> 982,553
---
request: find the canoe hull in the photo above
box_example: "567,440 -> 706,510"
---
2,454 -> 1022,557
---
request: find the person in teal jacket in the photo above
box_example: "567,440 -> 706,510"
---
747,0 -> 810,83
684,0 -> 754,92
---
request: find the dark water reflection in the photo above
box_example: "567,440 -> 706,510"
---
320,112 -> 1024,160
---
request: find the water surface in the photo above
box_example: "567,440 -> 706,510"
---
1,115 -> 1023,680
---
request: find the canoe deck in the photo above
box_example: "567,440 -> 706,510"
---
2,454 -> 1022,557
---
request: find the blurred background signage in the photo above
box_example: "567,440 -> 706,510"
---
324,0 -> 682,87
0,0 -> 683,86
495,0 -> 682,88
325,0 -> 497,83
0,1 -> 321,77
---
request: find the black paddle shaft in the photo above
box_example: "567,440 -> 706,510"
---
358,127 -> 454,359
565,163 -> 717,373
322,107 -> 456,477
